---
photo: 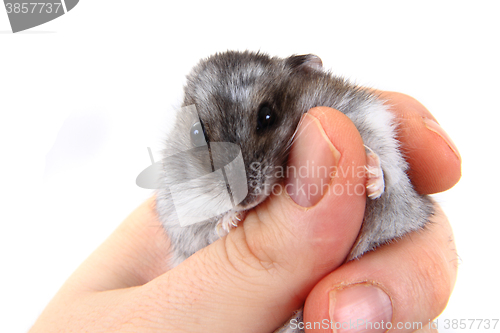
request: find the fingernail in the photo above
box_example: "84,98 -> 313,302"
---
329,284 -> 393,333
286,113 -> 340,207
423,118 -> 461,161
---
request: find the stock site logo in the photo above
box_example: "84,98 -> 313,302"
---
136,105 -> 249,227
3,0 -> 79,33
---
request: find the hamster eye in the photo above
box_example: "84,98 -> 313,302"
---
190,121 -> 207,147
256,104 -> 276,132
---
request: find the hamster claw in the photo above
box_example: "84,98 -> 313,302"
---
216,210 -> 247,235
364,146 -> 385,199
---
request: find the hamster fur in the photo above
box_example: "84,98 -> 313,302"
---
155,51 -> 433,332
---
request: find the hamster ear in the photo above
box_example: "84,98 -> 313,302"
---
286,54 -> 323,72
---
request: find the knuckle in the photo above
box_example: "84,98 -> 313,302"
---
410,243 -> 454,316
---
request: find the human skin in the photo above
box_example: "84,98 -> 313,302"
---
29,92 -> 461,333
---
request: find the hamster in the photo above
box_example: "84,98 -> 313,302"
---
155,51 -> 433,332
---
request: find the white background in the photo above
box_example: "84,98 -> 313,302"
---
1,1 -> 499,332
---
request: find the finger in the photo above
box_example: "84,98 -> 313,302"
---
414,323 -> 439,333
303,204 -> 457,333
68,197 -> 172,291
378,91 -> 461,194
133,107 -> 369,332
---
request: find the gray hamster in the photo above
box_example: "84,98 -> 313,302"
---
155,51 -> 433,332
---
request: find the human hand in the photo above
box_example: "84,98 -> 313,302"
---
29,92 -> 460,333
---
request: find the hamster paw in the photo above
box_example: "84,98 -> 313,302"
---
273,308 -> 305,333
216,210 -> 247,235
365,146 -> 385,199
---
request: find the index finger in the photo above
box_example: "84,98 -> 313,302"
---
378,91 -> 461,194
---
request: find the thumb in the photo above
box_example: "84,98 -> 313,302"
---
146,107 -> 368,332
